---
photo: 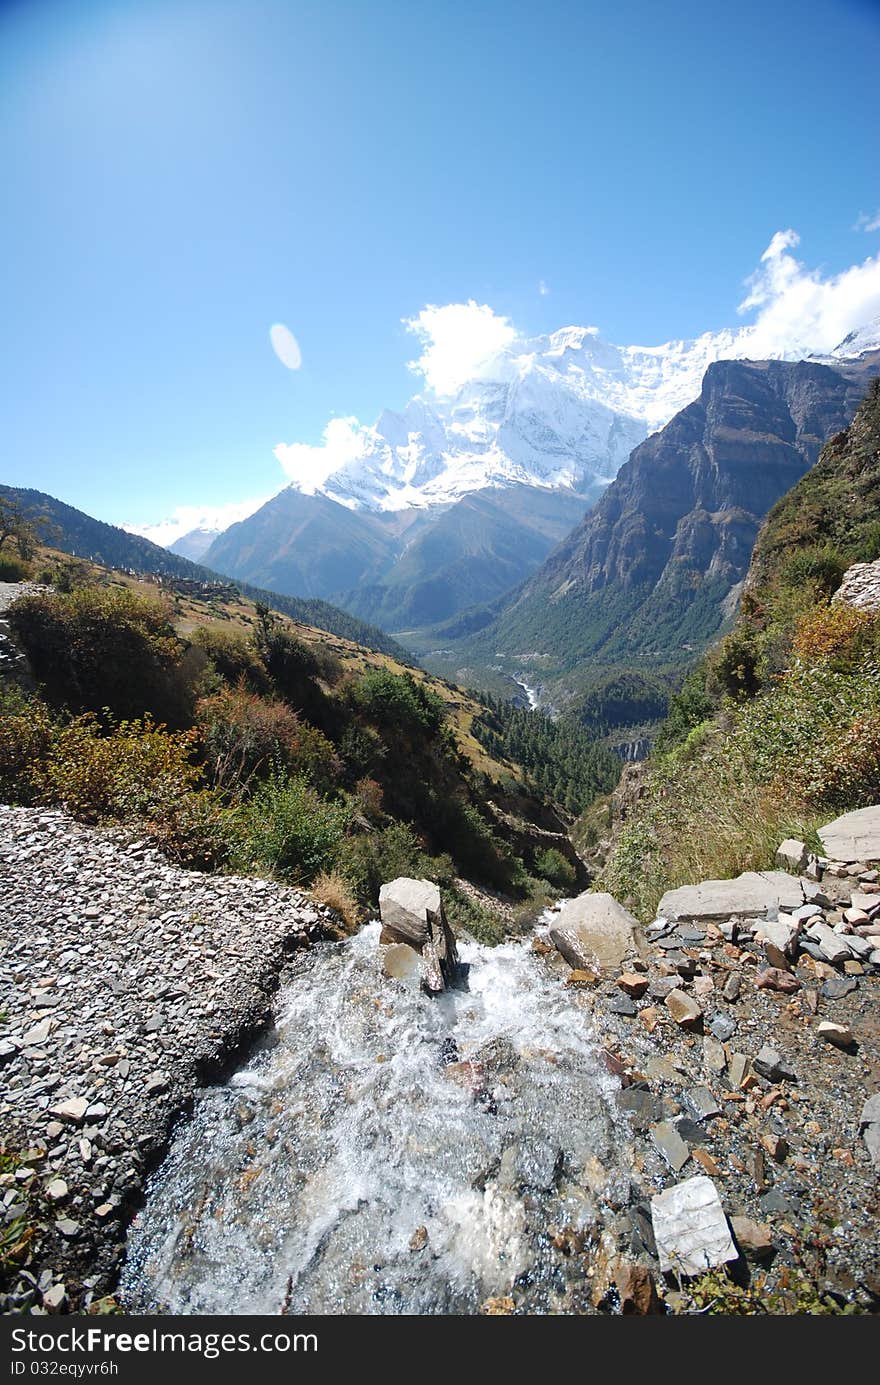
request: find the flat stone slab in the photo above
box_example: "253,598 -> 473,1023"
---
819,806 -> 880,865
650,1175 -> 738,1277
658,871 -> 805,923
549,891 -> 643,971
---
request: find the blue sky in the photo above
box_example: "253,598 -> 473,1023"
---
1,0 -> 879,529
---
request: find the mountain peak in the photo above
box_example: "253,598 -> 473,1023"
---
274,317 -> 880,516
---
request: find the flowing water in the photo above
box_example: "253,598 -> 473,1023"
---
121,922 -> 629,1315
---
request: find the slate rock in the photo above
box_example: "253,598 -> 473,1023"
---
819,806 -> 880,866
658,871 -> 805,924
753,1046 -> 796,1083
650,1121 -> 691,1172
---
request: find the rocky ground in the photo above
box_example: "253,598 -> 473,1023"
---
0,805 -> 336,1314
3,800 -> 879,1316
531,830 -> 880,1312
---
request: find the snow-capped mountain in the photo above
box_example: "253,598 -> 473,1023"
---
274,317 -> 879,514
122,496 -> 274,556
831,315 -> 880,359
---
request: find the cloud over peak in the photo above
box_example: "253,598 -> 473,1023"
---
404,300 -> 518,395
736,228 -> 880,358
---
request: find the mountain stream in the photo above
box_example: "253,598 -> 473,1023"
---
120,919 -> 630,1315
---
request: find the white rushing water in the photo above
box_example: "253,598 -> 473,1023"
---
121,923 -> 628,1315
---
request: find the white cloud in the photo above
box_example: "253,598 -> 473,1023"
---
403,300 -> 518,395
538,279 -> 549,296
124,494 -> 275,549
735,227 -> 880,357
854,210 -> 880,234
274,416 -> 373,494
270,322 -> 303,371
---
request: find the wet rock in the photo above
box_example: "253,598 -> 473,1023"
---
378,877 -> 459,993
614,1259 -> 660,1314
650,1175 -> 738,1276
617,1088 -> 663,1129
409,1226 -> 428,1252
498,1138 -> 561,1192
381,942 -> 422,988
480,1296 -> 515,1314
564,968 -> 598,987
665,990 -> 702,1029
607,995 -> 638,1017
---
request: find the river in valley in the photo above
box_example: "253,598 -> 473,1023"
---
120,920 -> 629,1315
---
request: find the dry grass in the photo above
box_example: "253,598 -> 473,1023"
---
310,870 -> 363,934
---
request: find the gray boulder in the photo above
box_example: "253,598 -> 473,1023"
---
776,839 -> 808,873
658,871 -> 805,923
819,805 -> 880,865
549,891 -> 644,972
378,877 -> 460,993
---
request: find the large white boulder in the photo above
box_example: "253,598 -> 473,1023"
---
548,891 -> 643,972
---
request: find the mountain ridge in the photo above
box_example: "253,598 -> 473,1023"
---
0,483 -> 410,661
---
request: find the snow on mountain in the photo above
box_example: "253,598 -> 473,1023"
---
831,315 -> 880,359
275,316 -> 876,514
122,496 -> 275,555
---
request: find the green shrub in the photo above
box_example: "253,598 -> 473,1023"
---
144,788 -> 238,871
350,668 -> 445,736
192,626 -> 271,694
533,846 -> 577,888
335,822 -> 454,909
8,587 -> 192,725
42,713 -> 203,823
0,555 -> 31,581
774,543 -> 847,598
0,687 -> 55,804
230,770 -> 349,884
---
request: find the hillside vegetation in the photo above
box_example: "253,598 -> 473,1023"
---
597,376 -> 880,920
0,539 -> 618,941
0,483 -> 409,660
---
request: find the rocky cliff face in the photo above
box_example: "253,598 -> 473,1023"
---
478,353 -> 880,673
